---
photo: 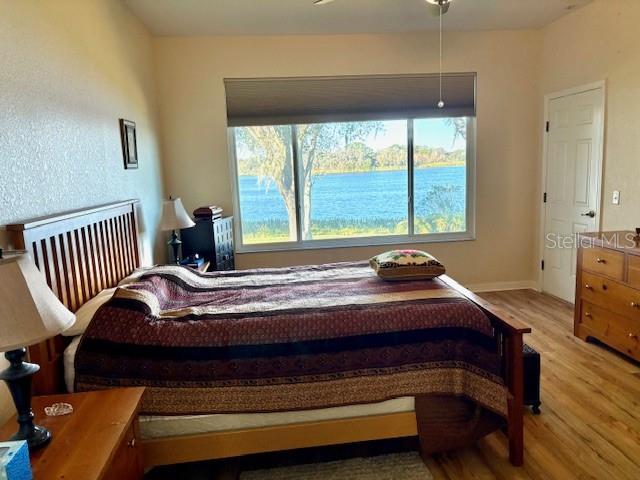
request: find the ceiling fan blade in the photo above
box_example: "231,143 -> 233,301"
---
313,0 -> 336,5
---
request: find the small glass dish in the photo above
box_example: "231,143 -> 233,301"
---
44,402 -> 73,416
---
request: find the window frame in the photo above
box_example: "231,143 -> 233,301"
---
228,117 -> 476,254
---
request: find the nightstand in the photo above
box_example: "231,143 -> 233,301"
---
0,387 -> 145,480
181,216 -> 235,271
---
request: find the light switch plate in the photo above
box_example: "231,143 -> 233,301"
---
612,190 -> 620,205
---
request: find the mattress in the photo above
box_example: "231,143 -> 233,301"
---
64,336 -> 414,440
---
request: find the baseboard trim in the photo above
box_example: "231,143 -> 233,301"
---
465,280 -> 540,293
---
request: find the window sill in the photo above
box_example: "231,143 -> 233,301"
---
235,231 -> 476,254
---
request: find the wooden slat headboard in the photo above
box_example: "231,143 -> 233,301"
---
5,200 -> 142,394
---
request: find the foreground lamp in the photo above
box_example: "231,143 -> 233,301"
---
160,197 -> 195,264
0,254 -> 75,450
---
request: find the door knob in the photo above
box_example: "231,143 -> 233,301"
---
581,210 -> 596,218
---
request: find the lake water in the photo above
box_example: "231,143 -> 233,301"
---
239,166 -> 466,228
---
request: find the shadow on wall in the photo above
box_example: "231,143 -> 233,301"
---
0,0 -> 166,264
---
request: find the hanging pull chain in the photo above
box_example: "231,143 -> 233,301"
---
437,2 -> 445,109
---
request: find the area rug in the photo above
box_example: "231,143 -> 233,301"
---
240,452 -> 433,480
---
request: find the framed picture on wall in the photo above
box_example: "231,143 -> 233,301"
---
119,119 -> 138,169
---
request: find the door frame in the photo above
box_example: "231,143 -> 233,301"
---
538,80 -> 606,295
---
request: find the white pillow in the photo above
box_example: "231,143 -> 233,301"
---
63,287 -> 116,336
63,335 -> 83,392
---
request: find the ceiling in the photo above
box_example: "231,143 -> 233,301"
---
125,0 -> 592,36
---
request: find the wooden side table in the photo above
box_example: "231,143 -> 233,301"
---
0,387 -> 145,480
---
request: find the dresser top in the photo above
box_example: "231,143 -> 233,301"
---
578,231 -> 640,254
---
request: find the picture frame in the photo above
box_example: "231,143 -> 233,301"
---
119,119 -> 138,169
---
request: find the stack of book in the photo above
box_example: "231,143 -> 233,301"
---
180,255 -> 205,269
193,205 -> 223,222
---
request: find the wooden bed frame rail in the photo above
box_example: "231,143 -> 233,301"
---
6,201 -> 529,468
142,411 -> 419,468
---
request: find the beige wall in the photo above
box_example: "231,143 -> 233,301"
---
0,0 -> 165,261
154,30 -> 542,287
0,0 -> 164,422
541,0 -> 640,231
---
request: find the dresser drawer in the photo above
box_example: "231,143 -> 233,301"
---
581,246 -> 624,280
217,256 -> 235,271
103,421 -> 143,480
580,271 -> 640,320
628,254 -> 640,289
579,301 -> 640,359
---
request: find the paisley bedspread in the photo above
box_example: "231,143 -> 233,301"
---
75,262 -> 508,416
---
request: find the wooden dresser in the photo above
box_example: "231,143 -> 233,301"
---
575,231 -> 640,361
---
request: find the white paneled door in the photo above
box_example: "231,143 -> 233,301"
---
542,85 -> 604,302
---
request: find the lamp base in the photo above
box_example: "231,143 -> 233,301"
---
168,230 -> 182,264
9,424 -> 51,450
0,348 -> 52,450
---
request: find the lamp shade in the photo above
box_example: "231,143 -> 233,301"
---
0,255 -> 75,351
160,198 -> 195,231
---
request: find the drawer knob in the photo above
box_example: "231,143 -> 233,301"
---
596,257 -> 606,264
584,312 -> 592,317
128,437 -> 136,447
628,333 -> 638,340
631,302 -> 639,308
585,284 -> 593,290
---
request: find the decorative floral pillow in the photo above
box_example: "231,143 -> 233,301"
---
369,249 -> 446,281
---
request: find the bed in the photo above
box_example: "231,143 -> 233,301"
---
6,200 -> 530,468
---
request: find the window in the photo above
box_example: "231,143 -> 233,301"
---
235,126 -> 297,244
231,117 -> 475,251
413,118 -> 468,235
297,120 -> 408,241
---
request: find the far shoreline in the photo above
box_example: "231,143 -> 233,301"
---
239,162 -> 465,177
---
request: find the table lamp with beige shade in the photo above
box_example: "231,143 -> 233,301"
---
160,197 -> 195,264
0,254 -> 75,449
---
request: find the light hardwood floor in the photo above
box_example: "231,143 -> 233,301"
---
425,289 -> 640,480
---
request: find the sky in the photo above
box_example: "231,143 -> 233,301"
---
366,118 -> 466,151
235,117 -> 466,159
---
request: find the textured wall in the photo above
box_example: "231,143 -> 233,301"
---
541,0 -> 640,231
0,0 -> 164,422
154,30 -> 542,288
0,0 -> 164,261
